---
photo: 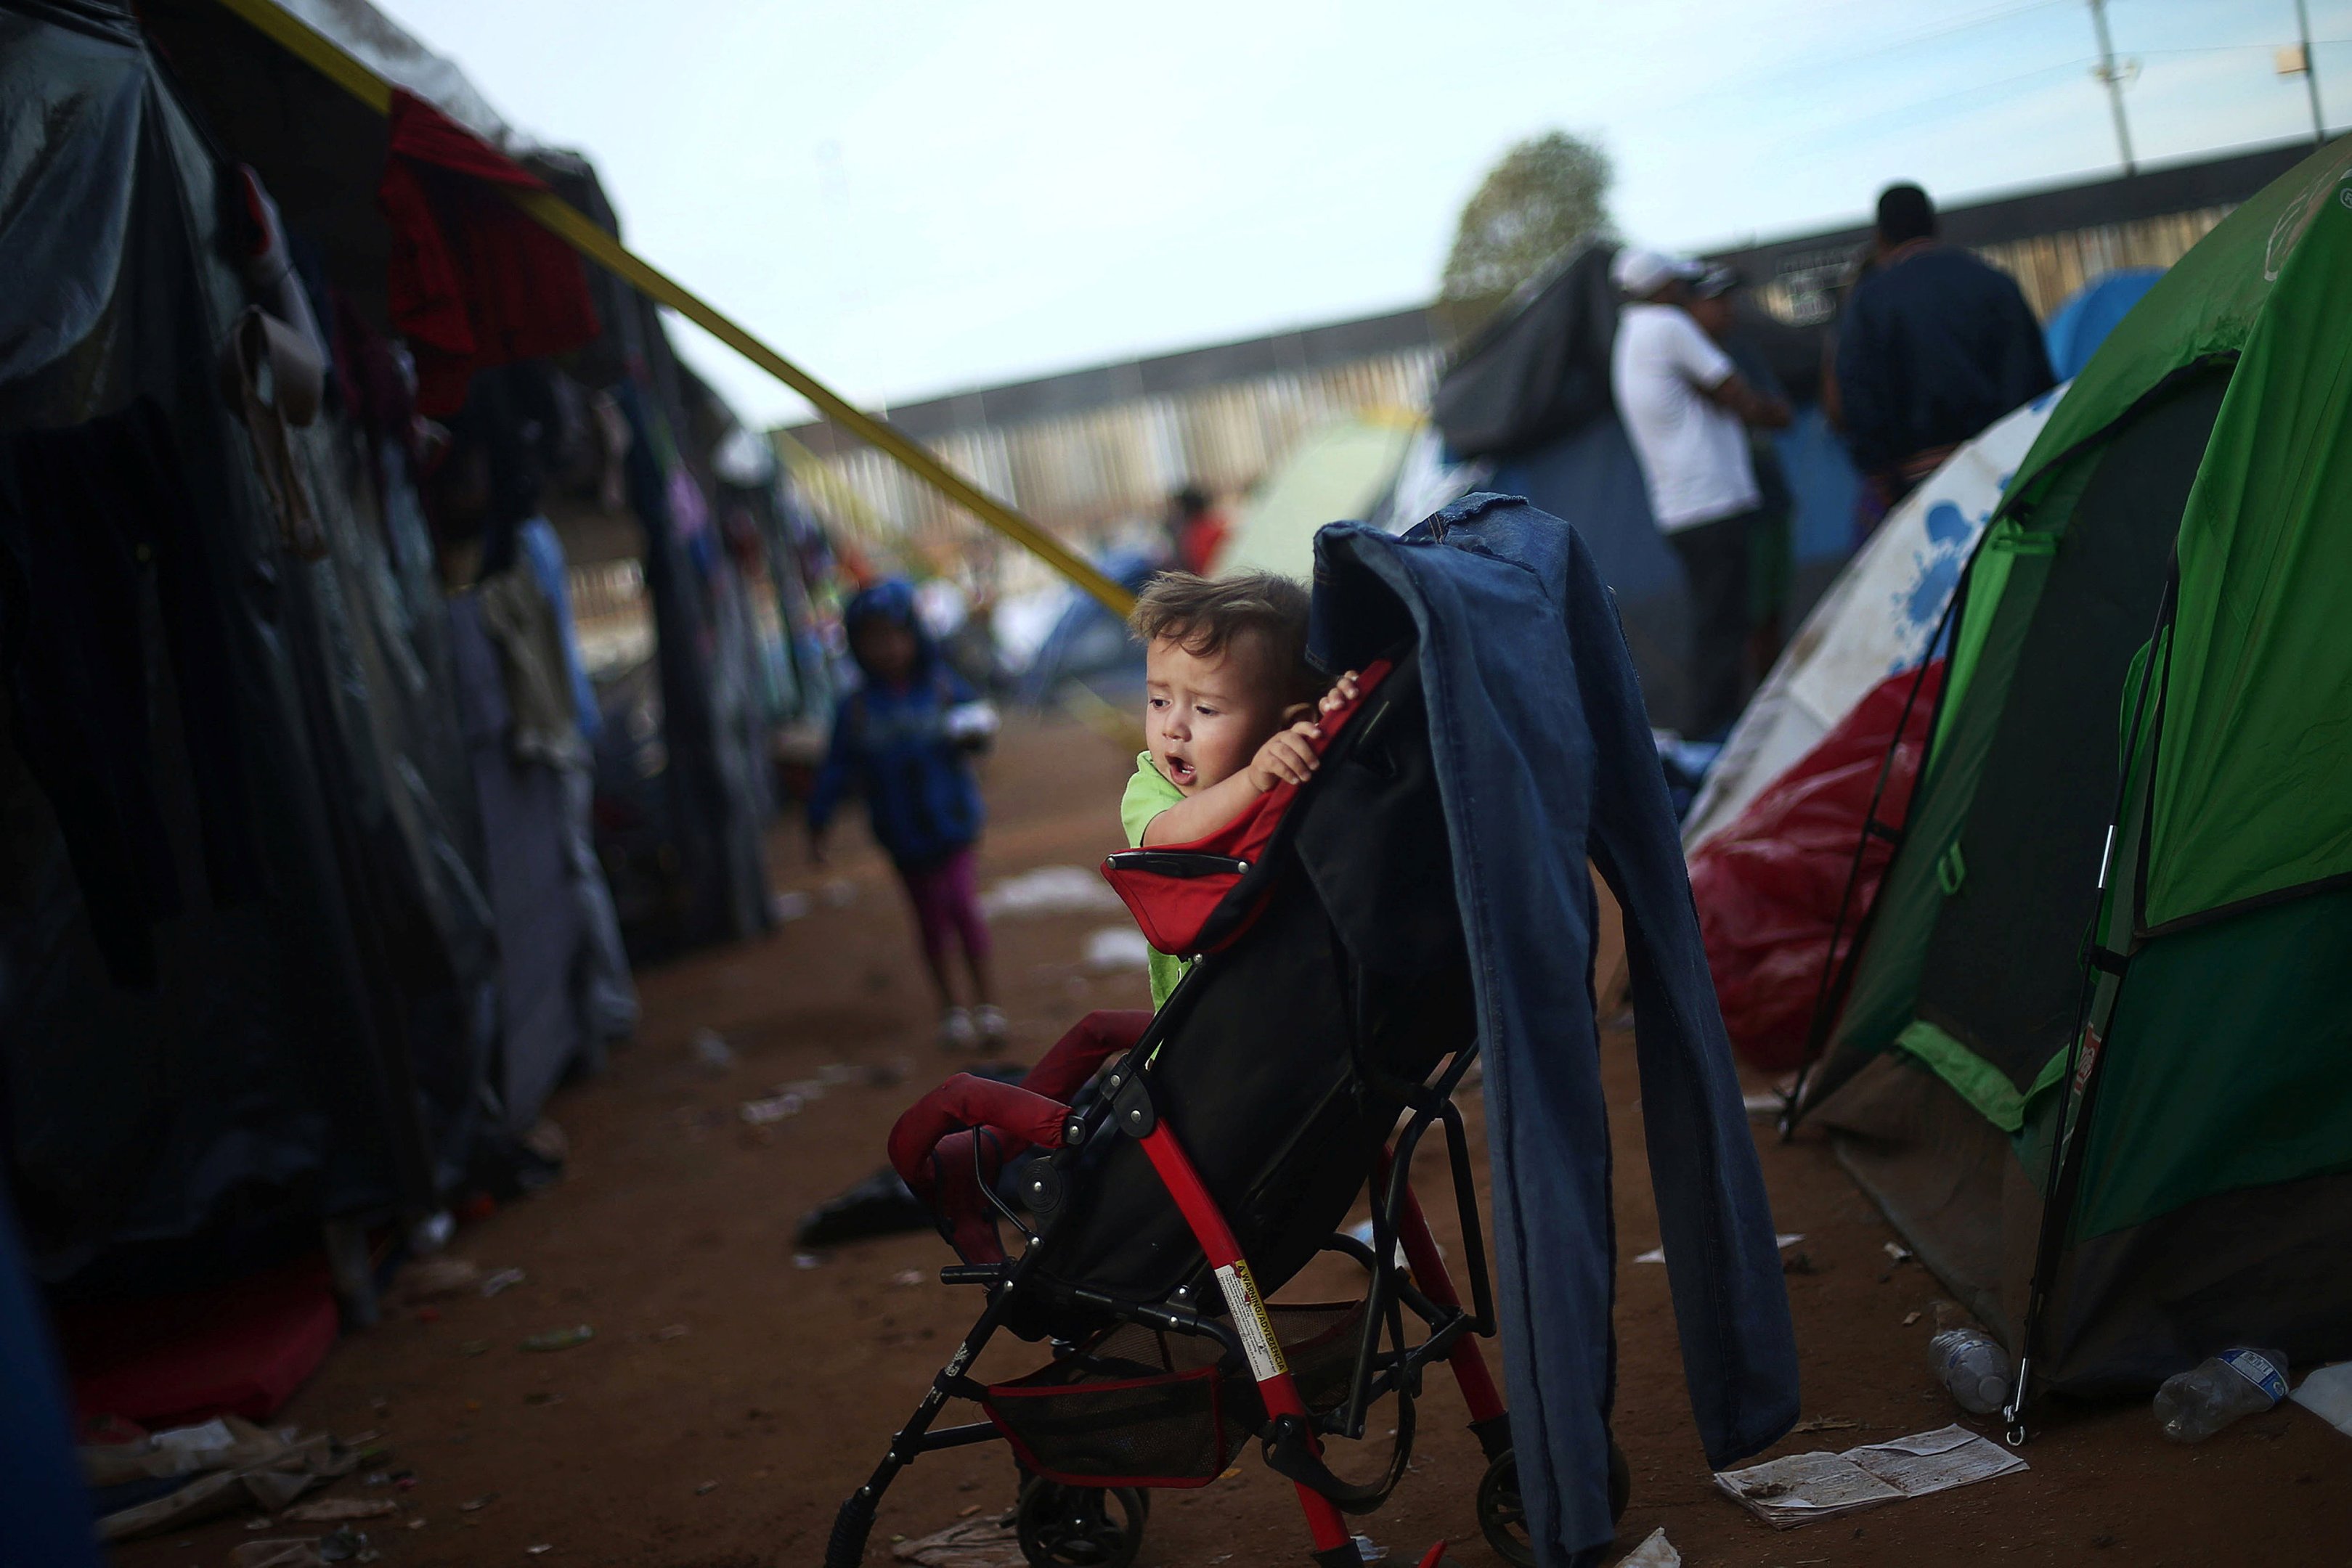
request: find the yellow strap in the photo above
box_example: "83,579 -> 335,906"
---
206,0 -> 1135,618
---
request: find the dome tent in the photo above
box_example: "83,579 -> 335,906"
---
1796,136 -> 2352,1416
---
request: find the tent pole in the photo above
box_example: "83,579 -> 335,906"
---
203,0 -> 1136,619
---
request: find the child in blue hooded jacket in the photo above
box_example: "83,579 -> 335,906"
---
808,581 -> 1003,1050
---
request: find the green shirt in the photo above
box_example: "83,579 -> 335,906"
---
1120,751 -> 1192,1009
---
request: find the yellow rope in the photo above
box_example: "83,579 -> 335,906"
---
207,0 -> 1136,618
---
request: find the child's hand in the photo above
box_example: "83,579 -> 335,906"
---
1247,719 -> 1324,793
1317,669 -> 1362,719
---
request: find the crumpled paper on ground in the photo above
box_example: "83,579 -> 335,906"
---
892,1511 -> 1024,1568
89,1417 -> 359,1542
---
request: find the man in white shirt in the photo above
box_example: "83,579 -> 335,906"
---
1609,248 -> 1790,738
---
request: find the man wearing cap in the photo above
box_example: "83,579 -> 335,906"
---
1833,183 -> 2054,515
1610,248 -> 1790,739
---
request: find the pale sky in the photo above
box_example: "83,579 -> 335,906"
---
374,0 -> 2348,428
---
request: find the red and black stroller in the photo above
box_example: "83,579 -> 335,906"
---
828,650 -> 1627,1568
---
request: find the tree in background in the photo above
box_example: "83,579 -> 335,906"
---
1438,131 -> 1614,340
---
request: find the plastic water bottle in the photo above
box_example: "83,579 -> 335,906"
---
1928,1326 -> 2011,1415
2152,1348 -> 2290,1443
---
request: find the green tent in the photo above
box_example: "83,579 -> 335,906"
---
1218,413 -> 1421,581
1798,136 -> 2352,1418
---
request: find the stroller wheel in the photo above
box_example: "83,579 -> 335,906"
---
1476,1440 -> 1629,1565
1014,1477 -> 1147,1568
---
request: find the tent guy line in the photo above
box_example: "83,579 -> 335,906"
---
205,0 -> 1138,619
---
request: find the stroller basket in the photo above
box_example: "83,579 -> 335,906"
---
985,1302 -> 1365,1487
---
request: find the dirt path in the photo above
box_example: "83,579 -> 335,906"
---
119,716 -> 2348,1567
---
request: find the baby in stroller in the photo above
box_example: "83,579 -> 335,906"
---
1124,570 -> 1359,1009
838,610 -> 1624,1568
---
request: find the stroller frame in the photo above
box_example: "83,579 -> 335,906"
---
824,982 -> 1513,1568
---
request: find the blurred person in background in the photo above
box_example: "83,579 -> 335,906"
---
1834,182 -> 2054,517
807,581 -> 1004,1051
1611,248 -> 1791,740
1165,483 -> 1230,576
1688,263 -> 1797,680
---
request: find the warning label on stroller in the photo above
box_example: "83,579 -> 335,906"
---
1215,1262 -> 1289,1382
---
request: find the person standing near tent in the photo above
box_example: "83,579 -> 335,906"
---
1833,184 -> 2054,514
1688,263 -> 1799,681
1610,248 -> 1791,740
1165,485 -> 1230,576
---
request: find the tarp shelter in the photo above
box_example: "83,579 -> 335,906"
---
1799,136 -> 2352,1405
1683,385 -> 2066,850
1,0 -> 501,1286
1431,242 -> 1862,734
1218,413 -> 1421,581
2043,268 -> 2162,382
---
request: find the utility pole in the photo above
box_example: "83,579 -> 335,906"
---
2088,0 -> 2136,176
2295,0 -> 2327,144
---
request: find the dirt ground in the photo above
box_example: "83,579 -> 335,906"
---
118,716 -> 2350,1568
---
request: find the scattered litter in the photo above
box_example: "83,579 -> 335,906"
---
399,1256 -> 481,1302
460,1339 -> 492,1357
283,1499 -> 399,1523
2292,1362 -> 2352,1437
741,1092 -> 805,1125
459,1494 -> 498,1511
1790,1417 -> 1861,1434
481,1267 -> 527,1297
794,1251 -> 826,1270
1637,1233 -> 1801,1265
770,889 -> 813,922
1902,1311 -> 1922,1327
1344,1218 -> 1439,1268
1620,1527 -> 1682,1567
823,878 -> 858,908
521,1119 -> 567,1164
695,1481 -> 720,1495
654,1323 -> 691,1342
232,1542 -> 326,1568
892,1268 -> 926,1287
797,1166 -> 933,1247
520,1324 -> 594,1352
1082,926 -> 1153,973
1929,1323 -> 2011,1415
316,1527 -> 372,1563
891,1511 -> 1023,1567
1714,1424 -> 2026,1529
88,1416 -> 359,1542
1351,1533 -> 1388,1564
691,1029 -> 736,1073
980,866 -> 1124,920
1741,1090 -> 1784,1119
1883,1241 -> 1913,1263
406,1518 -> 428,1530
526,1546 -> 553,1556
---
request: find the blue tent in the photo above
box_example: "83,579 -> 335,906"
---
2043,267 -> 2163,380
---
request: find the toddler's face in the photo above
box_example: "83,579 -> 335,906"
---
1144,635 -> 1291,797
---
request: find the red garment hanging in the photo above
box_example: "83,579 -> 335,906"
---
377,91 -> 600,416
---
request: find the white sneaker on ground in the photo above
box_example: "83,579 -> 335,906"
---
938,1007 -> 977,1051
